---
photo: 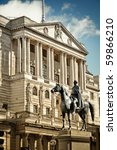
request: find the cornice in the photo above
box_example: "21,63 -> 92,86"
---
12,26 -> 88,56
27,22 -> 88,54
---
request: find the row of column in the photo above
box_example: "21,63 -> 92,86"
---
15,37 -> 55,81
60,52 -> 86,90
13,36 -> 86,89
16,37 -> 43,78
16,134 -> 44,150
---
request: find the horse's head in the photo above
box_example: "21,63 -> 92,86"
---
51,84 -> 63,94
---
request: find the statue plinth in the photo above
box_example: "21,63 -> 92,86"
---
56,129 -> 91,150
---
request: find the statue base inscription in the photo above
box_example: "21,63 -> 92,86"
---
56,129 -> 91,150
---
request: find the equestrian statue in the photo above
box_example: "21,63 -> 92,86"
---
51,81 -> 94,131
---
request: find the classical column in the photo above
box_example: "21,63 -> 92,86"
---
29,137 -> 35,150
79,60 -> 83,91
22,37 -> 27,73
16,135 -> 20,150
37,136 -> 43,150
47,46 -> 51,80
35,42 -> 39,78
64,53 -> 67,85
22,134 -> 29,148
39,43 -> 43,78
70,56 -> 74,86
27,38 -> 30,74
74,57 -> 78,81
6,132 -> 10,150
83,61 -> 86,90
51,48 -> 54,81
43,136 -> 48,150
17,38 -> 21,73
8,51 -> 11,75
60,52 -> 64,84
10,40 -> 13,76
77,60 -> 79,83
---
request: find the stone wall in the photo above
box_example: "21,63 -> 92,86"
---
9,78 -> 25,112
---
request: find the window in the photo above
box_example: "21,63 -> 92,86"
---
43,49 -> 47,57
90,92 -> 94,100
45,90 -> 49,98
2,103 -> 8,110
30,44 -> 35,53
33,105 -> 38,113
46,107 -> 50,115
30,66 -> 35,75
33,86 -> 37,96
54,54 -> 59,62
43,64 -> 47,79
54,74 -> 59,83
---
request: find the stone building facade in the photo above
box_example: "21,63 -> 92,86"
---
0,15 -> 100,150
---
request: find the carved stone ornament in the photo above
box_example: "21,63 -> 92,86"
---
54,24 -> 63,41
67,38 -> 72,46
43,27 -> 48,35
26,83 -> 31,102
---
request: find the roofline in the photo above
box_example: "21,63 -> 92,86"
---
12,25 -> 88,56
25,26 -> 88,55
9,16 -> 37,24
27,22 -> 89,54
0,15 -> 10,21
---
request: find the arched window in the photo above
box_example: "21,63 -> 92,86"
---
45,90 -> 49,99
33,86 -> 37,96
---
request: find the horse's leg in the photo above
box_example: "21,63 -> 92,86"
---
79,112 -> 86,131
62,113 -> 65,130
67,112 -> 71,130
81,118 -> 86,131
81,114 -> 86,131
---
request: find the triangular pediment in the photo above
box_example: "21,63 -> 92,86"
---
28,22 -> 87,54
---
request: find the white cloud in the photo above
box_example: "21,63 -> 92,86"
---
67,16 -> 100,38
47,14 -> 100,38
0,0 -> 42,22
61,3 -> 71,11
0,0 -> 99,39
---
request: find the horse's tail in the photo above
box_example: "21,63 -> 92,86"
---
89,102 -> 94,122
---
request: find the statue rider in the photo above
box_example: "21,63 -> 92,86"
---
71,80 -> 84,110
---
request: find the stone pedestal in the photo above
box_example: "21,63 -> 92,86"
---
56,129 -> 91,150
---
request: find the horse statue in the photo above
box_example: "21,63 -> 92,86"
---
51,84 -> 94,131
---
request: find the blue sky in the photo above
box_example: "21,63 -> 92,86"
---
0,0 -> 100,75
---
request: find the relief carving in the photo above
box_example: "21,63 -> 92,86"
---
54,24 -> 63,41
67,38 -> 72,46
26,83 -> 32,103
43,27 -> 48,35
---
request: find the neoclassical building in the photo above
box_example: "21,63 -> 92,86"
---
0,15 -> 100,150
